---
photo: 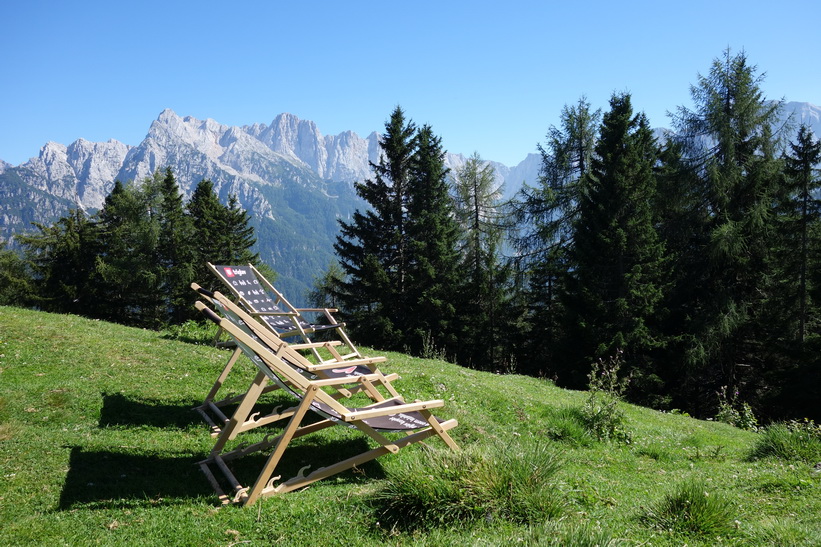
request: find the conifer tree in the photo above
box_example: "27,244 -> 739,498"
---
95,175 -> 165,326
187,179 -> 260,286
780,125 -> 821,344
404,124 -> 462,356
512,98 -> 600,376
452,152 -> 513,369
20,209 -> 101,315
760,124 -> 821,419
562,93 -> 666,390
222,194 -> 259,265
335,106 -> 417,348
0,240 -> 33,306
156,167 -> 196,323
668,48 -> 785,412
187,178 -> 226,284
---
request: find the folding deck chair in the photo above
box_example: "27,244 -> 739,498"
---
207,263 -> 362,363
192,284 -> 400,435
195,299 -> 459,506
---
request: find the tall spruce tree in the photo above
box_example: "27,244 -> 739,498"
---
187,180 -> 260,288
156,167 -> 196,323
222,194 -> 259,266
334,106 -> 418,349
780,125 -> 821,344
759,125 -> 821,419
404,124 -> 462,356
187,179 -> 226,284
561,93 -> 666,391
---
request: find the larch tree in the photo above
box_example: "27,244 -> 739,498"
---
512,97 -> 601,376
668,48 -> 785,413
452,152 -> 513,369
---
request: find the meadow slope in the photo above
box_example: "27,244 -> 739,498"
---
0,305 -> 818,546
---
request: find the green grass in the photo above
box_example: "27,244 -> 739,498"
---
1,305 -> 820,546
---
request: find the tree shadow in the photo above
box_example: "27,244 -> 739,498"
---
98,392 -> 203,428
98,391 -> 302,430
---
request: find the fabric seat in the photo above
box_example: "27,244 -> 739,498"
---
207,263 -> 360,362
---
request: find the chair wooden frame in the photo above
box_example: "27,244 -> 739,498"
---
192,284 -> 400,436
195,300 -> 459,506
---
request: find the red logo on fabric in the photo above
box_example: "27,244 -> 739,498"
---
223,267 -> 235,278
332,366 -> 358,374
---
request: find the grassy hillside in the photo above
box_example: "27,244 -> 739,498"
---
0,305 -> 818,546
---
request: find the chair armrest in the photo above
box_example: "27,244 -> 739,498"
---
343,399 -> 445,422
303,356 -> 388,371
309,374 -> 383,387
288,341 -> 344,350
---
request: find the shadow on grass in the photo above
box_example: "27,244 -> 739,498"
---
99,392 -> 301,430
58,446 -> 213,509
99,392 -> 203,428
217,436 -> 388,491
59,436 -> 388,509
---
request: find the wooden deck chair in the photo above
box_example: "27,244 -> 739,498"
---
192,283 -> 400,435
207,263 -> 362,363
194,299 -> 459,506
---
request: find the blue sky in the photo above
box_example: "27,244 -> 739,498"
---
1,1 -> 819,167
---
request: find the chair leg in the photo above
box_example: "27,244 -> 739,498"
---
243,387 -> 320,505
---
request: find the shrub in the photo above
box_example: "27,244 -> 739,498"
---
581,351 -> 631,443
715,385 -> 758,431
642,479 -> 736,537
543,407 -> 595,448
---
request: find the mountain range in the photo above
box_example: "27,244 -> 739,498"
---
1,102 -> 818,303
0,109 -> 540,302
